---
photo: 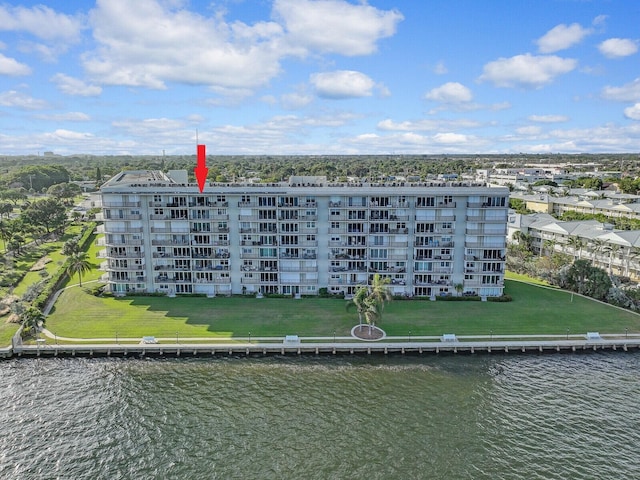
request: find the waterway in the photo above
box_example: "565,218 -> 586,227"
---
1,353 -> 638,479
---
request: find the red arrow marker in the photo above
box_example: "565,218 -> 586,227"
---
194,144 -> 208,193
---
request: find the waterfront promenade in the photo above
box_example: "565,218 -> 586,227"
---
2,332 -> 640,359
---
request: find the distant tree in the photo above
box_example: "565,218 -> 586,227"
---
533,180 -> 558,187
0,202 -> 12,219
582,177 -> 603,190
47,182 -> 81,204
0,188 -> 27,206
21,198 -> 67,234
6,165 -> 71,192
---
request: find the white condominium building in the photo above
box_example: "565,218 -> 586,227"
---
98,170 -> 508,298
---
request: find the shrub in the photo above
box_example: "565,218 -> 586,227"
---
436,295 -> 481,301
488,294 -> 513,302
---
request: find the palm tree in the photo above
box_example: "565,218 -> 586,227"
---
603,243 -> 622,275
542,238 -> 557,257
67,252 -> 92,287
348,285 -> 369,329
454,283 -> 464,297
512,231 -> 533,253
21,306 -> 44,339
589,239 -> 606,268
626,246 -> 640,278
348,273 -> 392,333
567,237 -> 585,260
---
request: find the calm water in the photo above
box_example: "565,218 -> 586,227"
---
1,353 -> 639,480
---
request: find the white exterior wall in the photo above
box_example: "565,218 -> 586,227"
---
99,171 -> 508,297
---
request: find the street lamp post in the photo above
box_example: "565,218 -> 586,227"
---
333,331 -> 336,343
566,328 -> 569,340
249,332 -> 251,343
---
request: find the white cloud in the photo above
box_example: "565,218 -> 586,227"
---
424,82 -> 472,103
598,38 -> 638,59
0,53 -> 31,76
433,61 -> 448,75
479,54 -> 577,88
281,92 -> 314,109
51,73 -> 102,97
536,23 -> 591,53
85,0 -> 286,90
433,132 -> 469,144
83,0 -> 402,95
508,124 -> 640,153
310,70 -> 374,99
0,4 -> 83,41
602,78 -> 640,102
516,126 -> 542,135
35,112 -> 91,122
0,90 -> 48,109
377,118 -> 483,131
624,103 -> 640,120
273,0 -> 403,56
343,131 -> 488,153
528,114 -> 569,123
112,117 -> 188,136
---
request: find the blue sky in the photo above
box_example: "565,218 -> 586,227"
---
0,0 -> 639,155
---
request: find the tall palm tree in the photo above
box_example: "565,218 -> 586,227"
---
348,273 -> 392,332
67,252 -> 92,287
626,246 -> 640,278
603,243 -> 621,275
567,236 -> 585,260
512,231 -> 533,253
542,238 -> 557,257
589,239 -> 606,268
349,286 -> 369,329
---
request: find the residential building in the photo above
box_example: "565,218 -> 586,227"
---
98,170 -> 509,298
508,212 -> 640,280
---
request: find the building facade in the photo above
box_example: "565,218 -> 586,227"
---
98,170 -> 508,298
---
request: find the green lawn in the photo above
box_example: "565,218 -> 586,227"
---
0,322 -> 18,346
9,225 -> 86,297
504,271 -> 556,287
44,280 -> 640,341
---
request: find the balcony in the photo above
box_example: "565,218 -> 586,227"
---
151,239 -> 189,246
103,201 -> 140,208
102,239 -> 143,246
104,214 -> 141,220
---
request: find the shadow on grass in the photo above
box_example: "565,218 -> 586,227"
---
124,295 -> 355,338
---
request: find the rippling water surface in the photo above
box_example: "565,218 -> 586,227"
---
1,353 -> 639,479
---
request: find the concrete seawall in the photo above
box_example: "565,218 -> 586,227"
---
2,336 -> 640,359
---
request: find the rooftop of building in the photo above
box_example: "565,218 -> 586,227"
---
101,170 -> 505,194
